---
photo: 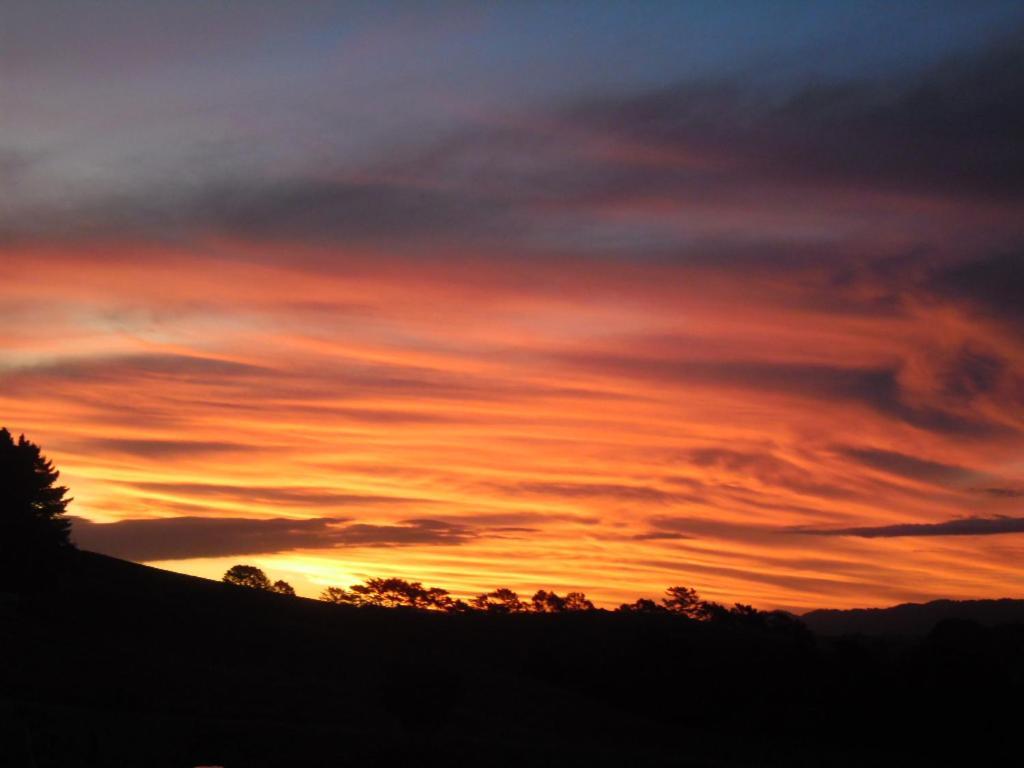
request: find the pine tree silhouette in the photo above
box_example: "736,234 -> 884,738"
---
0,428 -> 74,588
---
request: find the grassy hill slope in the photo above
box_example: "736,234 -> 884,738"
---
3,551 -> 1023,767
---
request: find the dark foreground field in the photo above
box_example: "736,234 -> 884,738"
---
2,552 -> 1021,767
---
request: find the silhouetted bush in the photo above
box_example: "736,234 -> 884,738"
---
617,597 -> 666,613
271,579 -> 296,596
223,564 -> 272,590
222,565 -> 293,595
471,587 -> 526,613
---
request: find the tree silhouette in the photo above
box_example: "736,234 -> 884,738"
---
351,577 -> 434,608
0,428 -> 74,586
320,577 -> 452,610
223,564 -> 272,590
617,597 -> 666,613
424,586 -> 454,611
271,579 -> 296,596
725,603 -> 764,625
531,589 -> 566,612
531,589 -> 595,612
320,586 -> 359,605
662,585 -> 715,619
316,575 -> 791,623
562,591 -> 595,611
471,587 -> 526,613
444,598 -> 474,613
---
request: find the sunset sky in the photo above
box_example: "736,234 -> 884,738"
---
3,1 -> 1024,611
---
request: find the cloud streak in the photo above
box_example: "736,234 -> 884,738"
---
836,446 -> 985,486
797,516 -> 1024,538
70,516 -> 476,561
123,482 -> 421,509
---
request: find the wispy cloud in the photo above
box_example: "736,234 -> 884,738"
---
836,446 -> 985,486
123,482 -> 421,509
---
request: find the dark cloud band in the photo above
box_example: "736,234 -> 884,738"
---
69,515 -> 476,561
797,515 -> 1024,538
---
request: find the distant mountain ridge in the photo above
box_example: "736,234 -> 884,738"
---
801,598 -> 1024,636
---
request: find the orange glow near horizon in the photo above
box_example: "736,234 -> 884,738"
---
3,236 -> 1024,613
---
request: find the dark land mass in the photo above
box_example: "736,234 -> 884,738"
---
802,598 -> 1024,637
2,551 -> 1022,767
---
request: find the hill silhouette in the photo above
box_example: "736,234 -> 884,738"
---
802,598 -> 1024,636
4,550 -> 1024,767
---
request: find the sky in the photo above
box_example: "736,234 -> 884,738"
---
3,1 -> 1024,611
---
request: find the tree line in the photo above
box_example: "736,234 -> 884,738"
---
222,564 -> 787,625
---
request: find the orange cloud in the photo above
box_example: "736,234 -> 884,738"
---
3,233 -> 1024,613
